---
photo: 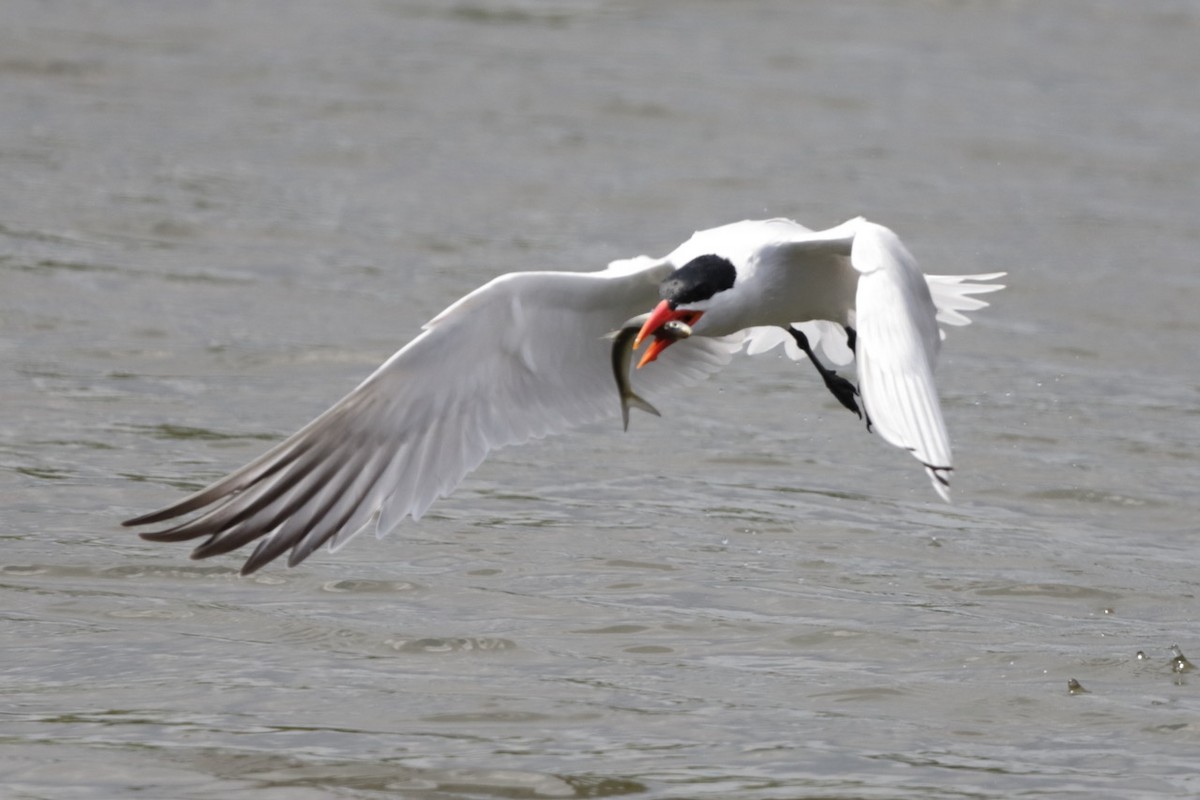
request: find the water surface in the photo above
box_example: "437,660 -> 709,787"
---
2,1 -> 1199,798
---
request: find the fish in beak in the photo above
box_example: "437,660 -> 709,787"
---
633,300 -> 703,368
607,312 -> 696,430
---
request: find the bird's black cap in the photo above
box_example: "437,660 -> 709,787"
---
659,254 -> 736,308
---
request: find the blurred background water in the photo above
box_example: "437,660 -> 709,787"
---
2,1 -> 1198,798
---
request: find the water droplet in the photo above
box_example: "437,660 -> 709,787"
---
1170,644 -> 1193,673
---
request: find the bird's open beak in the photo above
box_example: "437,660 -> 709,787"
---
633,300 -> 703,368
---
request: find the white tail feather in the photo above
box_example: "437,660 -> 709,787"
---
925,272 -> 1006,327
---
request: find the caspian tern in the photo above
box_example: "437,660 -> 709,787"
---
124,217 -> 1004,574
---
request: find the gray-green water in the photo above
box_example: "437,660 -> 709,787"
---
3,2 -> 1198,797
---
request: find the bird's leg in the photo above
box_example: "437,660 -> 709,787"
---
787,326 -> 862,420
842,325 -> 872,432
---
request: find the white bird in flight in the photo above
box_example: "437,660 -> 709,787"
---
125,217 -> 1004,574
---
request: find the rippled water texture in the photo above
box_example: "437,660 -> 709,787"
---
3,1 -> 1198,798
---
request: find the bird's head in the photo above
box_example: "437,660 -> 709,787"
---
633,254 -> 737,368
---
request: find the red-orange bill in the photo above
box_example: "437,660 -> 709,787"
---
634,302 -> 703,368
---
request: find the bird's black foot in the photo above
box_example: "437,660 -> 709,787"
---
787,325 -> 864,422
822,370 -> 863,420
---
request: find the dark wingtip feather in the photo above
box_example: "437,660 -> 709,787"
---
122,492 -> 229,528
139,526 -> 208,543
239,537 -> 286,576
123,508 -> 184,527
122,425 -> 328,529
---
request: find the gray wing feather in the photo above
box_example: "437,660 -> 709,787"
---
126,264 -> 736,573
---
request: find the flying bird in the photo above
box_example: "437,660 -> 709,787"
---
124,217 -> 1004,574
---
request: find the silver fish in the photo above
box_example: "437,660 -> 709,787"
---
607,315 -> 693,431
658,320 -> 694,342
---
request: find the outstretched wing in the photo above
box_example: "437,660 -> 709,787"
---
849,221 -> 954,500
124,261 -> 738,573
706,218 -> 1003,501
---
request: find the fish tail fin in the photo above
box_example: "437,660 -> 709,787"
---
621,393 -> 660,431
